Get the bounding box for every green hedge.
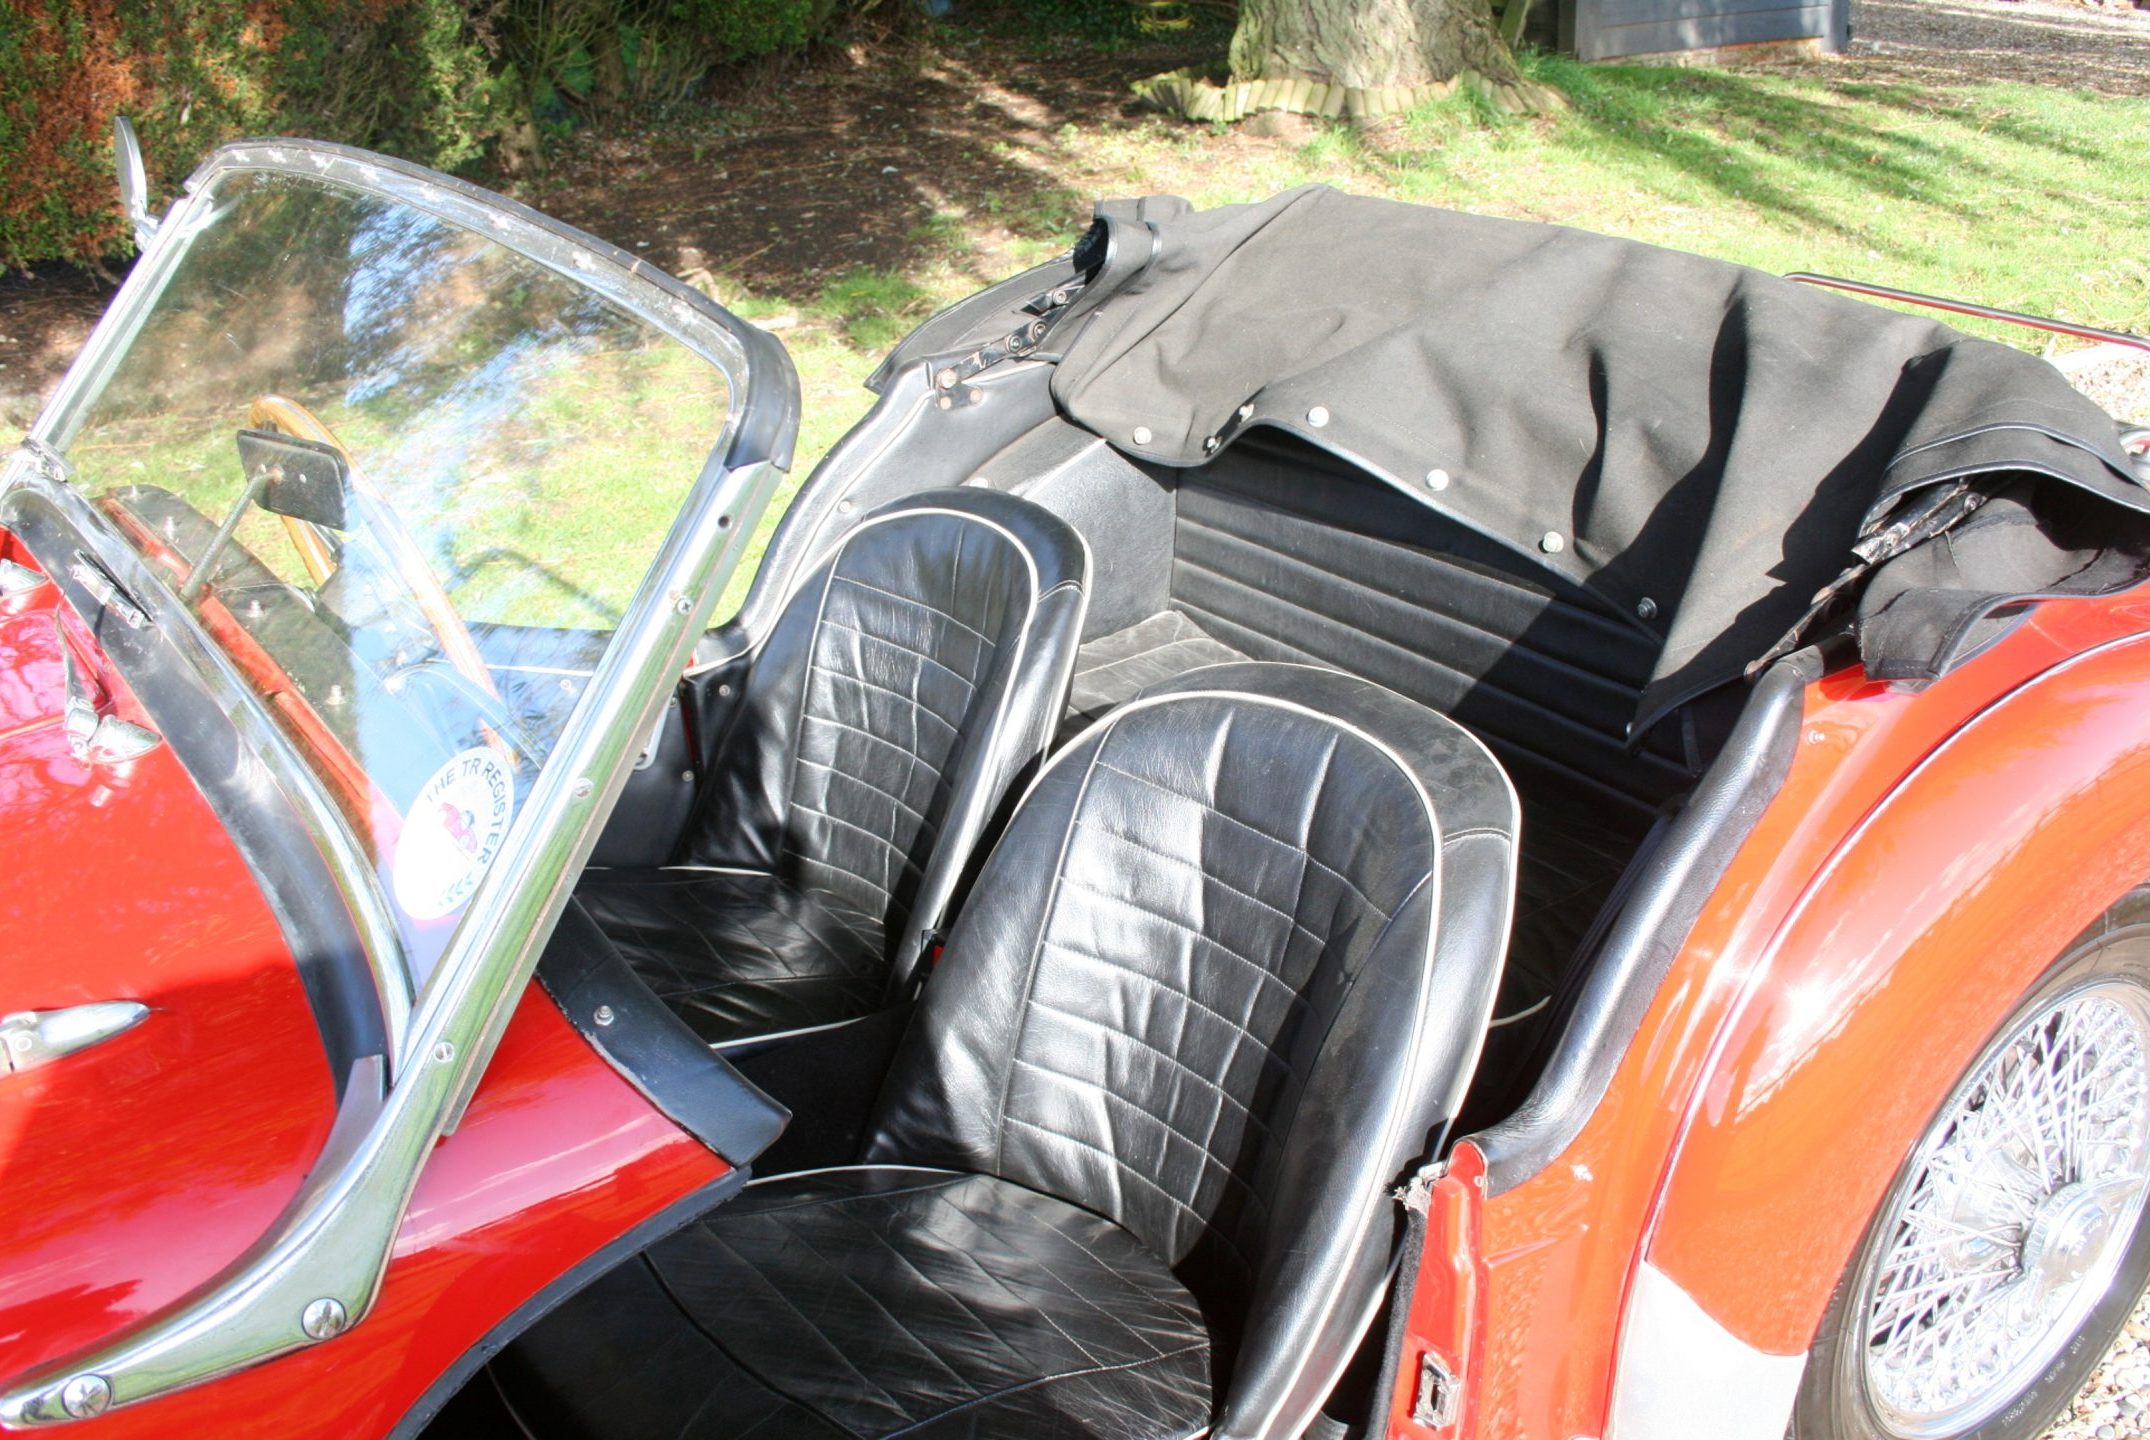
[0,0,833,269]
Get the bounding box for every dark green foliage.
[0,0,845,268]
[0,0,510,268]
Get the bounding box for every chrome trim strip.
[1605,1261,1806,1440]
[0,1003,150,1075]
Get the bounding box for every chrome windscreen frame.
[0,140,799,1428]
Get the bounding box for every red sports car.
[3,129,2149,1440]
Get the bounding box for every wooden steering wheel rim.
[247,394,502,704]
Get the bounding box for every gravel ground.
[1846,0,2150,95]
[2042,1293,2150,1439]
[2054,344,2150,426]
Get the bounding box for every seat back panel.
[867,664,1519,1440]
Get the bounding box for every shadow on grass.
[1371,51,2125,261]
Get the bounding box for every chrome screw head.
[1306,405,1330,428]
[59,1375,110,1419]
[1132,426,1154,446]
[572,778,594,799]
[1426,468,1450,491]
[1539,531,1566,554]
[301,1297,348,1341]
[432,1040,456,1065]
[594,1005,616,1027]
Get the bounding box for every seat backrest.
[865,661,1519,1440]
[684,488,1089,988]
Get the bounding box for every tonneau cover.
[1048,186,2149,732]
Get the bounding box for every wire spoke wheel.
[1857,981,2150,1438]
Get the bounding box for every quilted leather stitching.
[576,871,886,1042]
[989,702,1429,1270]
[783,547,1012,926]
[649,1172,1211,1440]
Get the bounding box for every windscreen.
[55,166,738,982]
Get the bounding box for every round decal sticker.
[392,746,515,921]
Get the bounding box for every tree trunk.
[1230,0,1519,92]
[1136,0,1558,122]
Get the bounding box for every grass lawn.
[639,35,2148,605]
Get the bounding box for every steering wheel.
[246,395,518,760]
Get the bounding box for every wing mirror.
[112,116,158,250]
[178,430,351,602]
[238,429,352,531]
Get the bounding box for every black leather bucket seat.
[503,662,1518,1440]
[578,488,1090,1044]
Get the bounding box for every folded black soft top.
[1047,186,2149,733]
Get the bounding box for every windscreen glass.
[57,166,737,982]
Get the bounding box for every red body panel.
[1459,587,2150,1440]
[1386,1142,1488,1440]
[0,537,725,1437]
[0,545,338,1377]
[1650,626,2150,1354]
[54,992,727,1440]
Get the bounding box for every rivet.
[717,683,733,697]
[300,1297,348,1341]
[246,597,264,619]
[837,500,854,514]
[1539,531,1566,555]
[58,1375,110,1419]
[966,388,983,404]
[1236,403,1253,420]
[936,394,954,411]
[1132,426,1153,446]
[680,769,694,783]
[1807,729,1826,745]
[594,1005,616,1027]
[325,683,345,707]
[1306,405,1330,428]
[1636,596,1658,620]
[559,677,577,693]
[1202,435,1219,453]
[432,1040,455,1064]
[935,367,958,389]
[572,777,594,799]
[1426,468,1450,491]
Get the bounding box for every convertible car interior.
[502,663,1515,1440]
[451,186,2150,1439]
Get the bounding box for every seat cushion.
[576,868,886,1044]
[497,1168,1214,1440]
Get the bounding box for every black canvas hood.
[1047,186,2150,733]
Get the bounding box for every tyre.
[1793,889,2150,1440]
